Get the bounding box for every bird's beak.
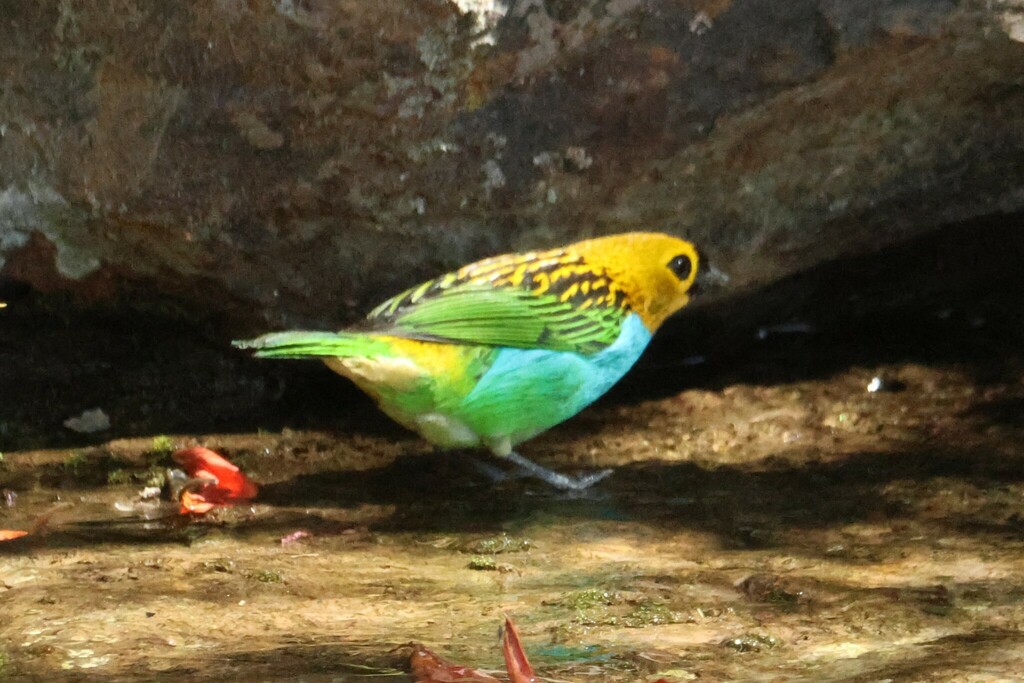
[690,263,730,296]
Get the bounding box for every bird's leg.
[469,457,517,483]
[503,451,612,491]
[467,452,533,483]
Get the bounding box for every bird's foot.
[503,451,612,491]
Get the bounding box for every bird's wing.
[359,249,631,354]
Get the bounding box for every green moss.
[721,633,780,652]
[149,435,175,456]
[107,469,133,485]
[252,570,283,584]
[106,464,166,487]
[560,588,621,610]
[557,589,682,629]
[143,466,168,488]
[621,602,682,628]
[465,532,532,554]
[467,555,497,570]
[62,450,88,475]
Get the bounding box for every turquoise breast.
[455,313,653,449]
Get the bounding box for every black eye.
[667,254,693,281]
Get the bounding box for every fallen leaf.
[0,530,29,541]
[172,447,258,514]
[173,447,259,499]
[409,645,501,683]
[502,617,538,683]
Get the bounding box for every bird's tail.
[232,330,387,359]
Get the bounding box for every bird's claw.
[561,468,613,490]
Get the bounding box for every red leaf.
[173,447,258,514]
[409,645,501,683]
[502,617,537,683]
[0,529,29,541]
[173,447,258,499]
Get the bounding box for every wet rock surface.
[2,1,1024,327]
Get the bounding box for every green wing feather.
[362,258,628,355]
[235,251,631,357]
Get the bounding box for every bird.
[234,232,706,490]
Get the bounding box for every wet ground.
[2,218,1024,681]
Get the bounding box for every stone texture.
[1,1,1022,328]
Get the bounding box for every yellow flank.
[324,334,485,423]
[352,335,476,385]
[380,335,475,382]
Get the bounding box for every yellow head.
[569,232,700,331]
